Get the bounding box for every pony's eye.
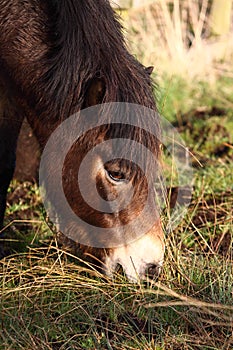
[107,170,126,182]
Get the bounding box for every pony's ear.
[84,78,106,107]
[145,66,154,75]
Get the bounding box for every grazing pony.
[0,0,164,280]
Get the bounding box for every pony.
[0,0,164,281]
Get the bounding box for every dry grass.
[0,226,232,349]
[124,0,233,80]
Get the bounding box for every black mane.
[40,0,157,117]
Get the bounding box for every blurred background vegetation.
[112,0,233,80]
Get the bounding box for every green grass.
[158,75,233,124]
[0,75,232,349]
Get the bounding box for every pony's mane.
[39,0,161,177]
[38,0,160,173]
[41,0,157,114]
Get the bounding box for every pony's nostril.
[115,263,124,276]
[146,264,160,279]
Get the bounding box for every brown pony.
[0,0,164,281]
